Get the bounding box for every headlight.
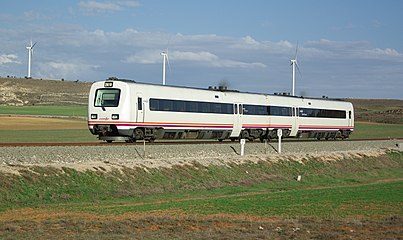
[91,114,98,119]
[111,114,119,120]
[104,82,113,87]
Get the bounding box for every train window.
[137,97,142,111]
[234,104,238,114]
[149,98,234,114]
[244,104,265,115]
[198,102,209,113]
[299,108,346,119]
[268,106,292,116]
[149,98,158,110]
[94,88,120,107]
[185,101,198,112]
[349,111,352,119]
[173,101,185,112]
[239,104,292,116]
[222,104,233,114]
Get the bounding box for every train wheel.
[240,130,249,140]
[106,140,113,143]
[134,128,144,140]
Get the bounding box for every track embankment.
[0,140,400,174]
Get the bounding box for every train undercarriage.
[91,124,352,143]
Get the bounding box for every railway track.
[0,138,401,147]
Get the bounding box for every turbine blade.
[296,62,302,76]
[166,53,171,72]
[294,41,299,60]
[31,42,37,49]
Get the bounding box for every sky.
[0,0,402,99]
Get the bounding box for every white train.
[88,78,354,142]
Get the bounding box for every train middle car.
[88,79,354,142]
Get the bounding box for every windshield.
[94,88,121,107]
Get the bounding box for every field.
[0,114,402,143]
[0,150,402,239]
[0,77,402,238]
[0,116,95,143]
[348,98,403,124]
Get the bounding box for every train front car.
[88,79,132,143]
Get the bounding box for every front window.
[94,88,121,107]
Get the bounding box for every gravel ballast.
[0,140,400,171]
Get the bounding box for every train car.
[88,78,354,142]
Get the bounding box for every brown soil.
[0,207,401,239]
[0,116,87,130]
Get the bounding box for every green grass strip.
[0,105,87,117]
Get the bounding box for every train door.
[348,110,353,127]
[231,103,242,137]
[136,93,144,122]
[290,107,299,137]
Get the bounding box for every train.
[88,78,354,143]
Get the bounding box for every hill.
[0,77,402,124]
[346,98,403,124]
[0,77,91,106]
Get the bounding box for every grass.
[0,151,402,239]
[0,105,87,117]
[0,129,95,143]
[1,151,402,217]
[351,122,403,139]
[90,181,401,219]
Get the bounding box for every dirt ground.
[0,205,401,239]
[0,116,87,130]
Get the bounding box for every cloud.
[230,36,295,55]
[0,54,21,65]
[1,23,401,98]
[38,61,99,80]
[368,48,402,58]
[79,0,140,14]
[117,0,141,7]
[124,50,266,68]
[304,39,403,60]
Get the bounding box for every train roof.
[100,77,350,103]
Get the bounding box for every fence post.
[277,129,282,154]
[240,139,246,156]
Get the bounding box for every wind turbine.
[160,49,170,85]
[26,40,37,79]
[290,42,301,96]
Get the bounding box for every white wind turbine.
[290,42,301,96]
[26,39,37,79]
[160,49,170,85]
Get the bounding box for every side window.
[234,104,238,114]
[349,111,351,119]
[137,97,142,111]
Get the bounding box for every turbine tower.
[160,50,169,85]
[26,40,37,79]
[290,43,300,96]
